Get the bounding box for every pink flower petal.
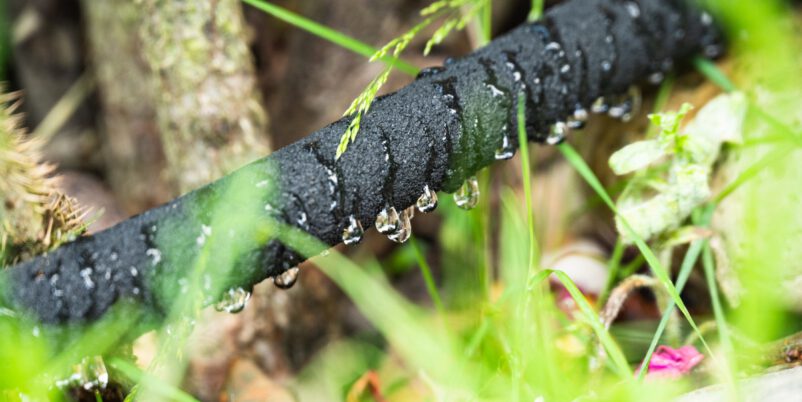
[644,345,704,378]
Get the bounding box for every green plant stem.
[702,241,738,394]
[693,57,736,93]
[531,270,632,377]
[517,95,539,273]
[646,75,675,137]
[410,236,445,314]
[528,0,544,21]
[558,142,713,358]
[479,1,492,45]
[599,239,626,307]
[619,254,645,279]
[714,146,792,204]
[242,0,419,76]
[636,205,716,381]
[637,235,704,380]
[109,358,199,402]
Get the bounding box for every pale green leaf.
[609,139,667,175]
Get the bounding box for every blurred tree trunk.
[138,0,270,193]
[82,0,167,211]
[83,2,272,399]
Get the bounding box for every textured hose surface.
[2,0,720,324]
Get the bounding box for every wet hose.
[1,0,721,325]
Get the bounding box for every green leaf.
[243,0,418,76]
[609,139,667,175]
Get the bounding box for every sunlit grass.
[242,0,419,76]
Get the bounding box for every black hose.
[1,0,721,325]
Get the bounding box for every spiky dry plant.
[0,89,88,266]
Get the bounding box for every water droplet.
[560,64,571,74]
[607,86,641,122]
[296,212,308,227]
[601,61,612,72]
[568,107,588,129]
[146,248,162,266]
[80,268,94,289]
[648,71,665,84]
[454,176,480,210]
[86,357,109,391]
[486,84,504,97]
[387,208,412,243]
[545,42,561,52]
[375,206,400,234]
[416,185,439,213]
[56,356,109,391]
[547,122,569,145]
[704,44,723,58]
[274,267,300,289]
[592,97,609,113]
[342,215,364,245]
[626,1,640,18]
[215,287,251,313]
[701,11,713,26]
[495,132,515,160]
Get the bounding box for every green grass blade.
[109,358,199,402]
[714,146,792,204]
[599,239,626,307]
[636,237,705,381]
[242,0,419,76]
[693,57,736,93]
[531,270,632,377]
[478,0,492,46]
[528,0,545,22]
[410,236,445,314]
[277,225,476,388]
[558,143,713,357]
[517,94,539,271]
[702,242,737,384]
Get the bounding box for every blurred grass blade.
[637,238,704,381]
[277,224,478,391]
[693,57,736,93]
[531,270,632,377]
[32,72,96,142]
[109,358,199,402]
[242,0,419,76]
[702,243,736,382]
[528,0,544,21]
[558,143,713,357]
[410,236,445,314]
[599,239,626,306]
[516,94,539,272]
[714,146,791,204]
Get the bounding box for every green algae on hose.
[1,0,721,325]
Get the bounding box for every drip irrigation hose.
[1,0,721,325]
